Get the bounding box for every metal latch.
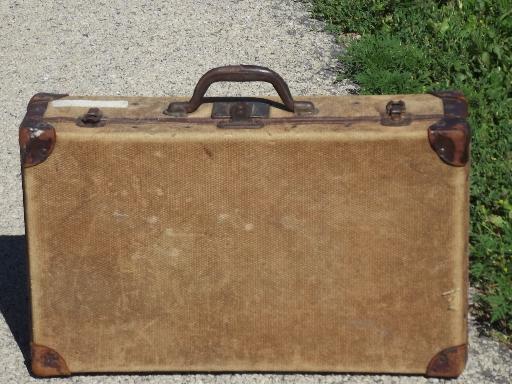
[77,108,106,127]
[381,100,412,126]
[215,101,266,129]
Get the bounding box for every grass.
[310,0,512,339]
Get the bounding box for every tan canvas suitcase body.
[19,66,470,378]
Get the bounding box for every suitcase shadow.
[0,235,31,364]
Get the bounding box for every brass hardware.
[164,102,187,117]
[387,100,406,121]
[77,108,105,127]
[293,101,317,116]
[381,100,412,126]
[217,102,264,129]
[212,101,270,119]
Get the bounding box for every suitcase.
[19,65,470,378]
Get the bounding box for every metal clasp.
[381,100,412,126]
[215,101,267,129]
[77,108,105,127]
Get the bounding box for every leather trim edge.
[19,93,67,167]
[430,90,468,118]
[31,343,71,377]
[428,91,470,166]
[426,344,468,378]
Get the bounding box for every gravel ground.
[0,0,511,383]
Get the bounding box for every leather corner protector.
[428,90,470,166]
[428,117,470,166]
[426,344,468,378]
[19,122,56,167]
[19,93,67,168]
[430,90,468,119]
[31,343,71,377]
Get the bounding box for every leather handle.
[164,65,317,117]
[186,65,295,112]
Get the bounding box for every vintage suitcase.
[19,65,470,377]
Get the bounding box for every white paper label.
[50,99,129,108]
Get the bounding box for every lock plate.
[211,101,270,119]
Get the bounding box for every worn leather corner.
[430,90,468,119]
[26,93,68,118]
[426,344,468,378]
[28,93,68,105]
[428,118,470,166]
[19,122,56,168]
[428,91,470,166]
[31,343,71,377]
[19,93,67,168]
